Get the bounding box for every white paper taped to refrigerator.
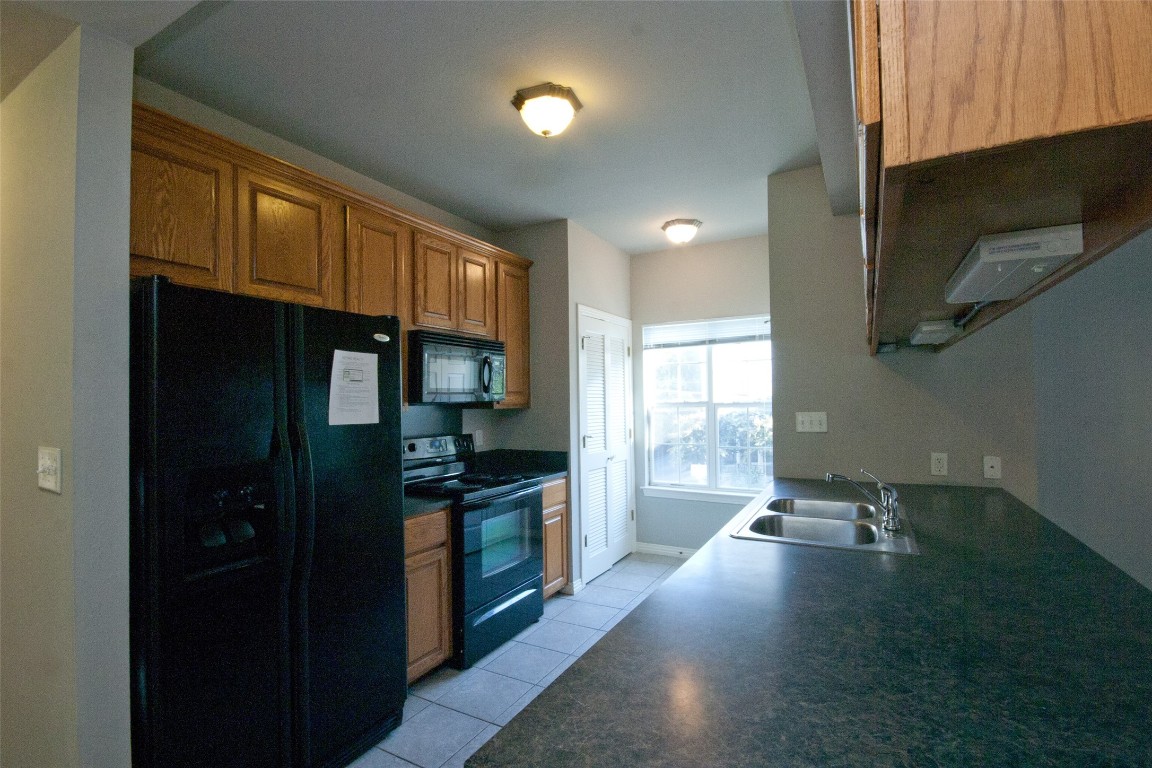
[328,349,379,425]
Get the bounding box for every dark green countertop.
[468,478,1152,767]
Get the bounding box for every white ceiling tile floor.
[360,553,683,768]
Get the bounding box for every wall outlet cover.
[983,455,1002,479]
[37,446,62,493]
[930,452,948,476]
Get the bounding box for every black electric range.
[402,435,545,668]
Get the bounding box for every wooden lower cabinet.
[404,507,452,683]
[542,477,570,598]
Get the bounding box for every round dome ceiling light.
[662,219,703,244]
[512,82,582,138]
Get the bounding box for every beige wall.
[768,166,1038,506]
[1,27,133,767]
[465,219,573,452]
[630,236,773,549]
[1032,226,1152,590]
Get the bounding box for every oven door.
[460,485,543,612]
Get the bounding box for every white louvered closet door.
[578,306,634,584]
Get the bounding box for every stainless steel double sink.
[731,496,921,555]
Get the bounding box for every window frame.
[641,317,772,499]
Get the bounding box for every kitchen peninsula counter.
[468,479,1152,766]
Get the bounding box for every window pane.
[717,406,773,490]
[713,341,772,403]
[649,405,707,486]
[645,347,707,404]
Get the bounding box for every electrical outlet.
[983,455,1002,479]
[795,412,828,433]
[37,446,62,493]
[930,452,948,476]
[474,429,485,448]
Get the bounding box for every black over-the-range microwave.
[408,330,506,405]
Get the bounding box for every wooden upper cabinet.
[346,204,411,318]
[130,131,234,292]
[412,231,459,330]
[860,0,1152,353]
[495,259,530,409]
[458,249,496,337]
[411,233,497,338]
[235,168,343,309]
[880,0,1152,167]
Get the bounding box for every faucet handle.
[859,468,898,503]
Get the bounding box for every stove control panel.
[403,434,474,463]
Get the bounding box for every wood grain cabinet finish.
[130,131,234,291]
[542,478,570,598]
[458,248,497,337]
[346,204,411,317]
[855,0,1152,353]
[405,508,452,683]
[495,260,531,409]
[235,168,342,308]
[411,233,497,338]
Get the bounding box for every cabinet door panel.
[406,546,451,682]
[346,205,411,317]
[236,169,339,308]
[458,249,496,337]
[495,261,531,408]
[130,135,234,291]
[412,232,457,329]
[543,506,569,598]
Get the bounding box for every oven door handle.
[460,484,541,513]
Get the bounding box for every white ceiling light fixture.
[662,219,703,244]
[512,82,582,138]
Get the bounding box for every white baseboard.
[633,541,697,560]
[561,579,584,595]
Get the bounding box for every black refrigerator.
[130,277,406,768]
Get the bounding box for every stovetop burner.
[402,435,543,503]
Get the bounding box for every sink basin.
[731,495,920,555]
[745,514,878,546]
[765,497,876,520]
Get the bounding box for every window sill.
[642,486,758,505]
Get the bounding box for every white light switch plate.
[38,446,62,493]
[983,455,1002,479]
[795,412,827,433]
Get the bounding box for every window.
[643,316,772,493]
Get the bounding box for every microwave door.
[427,348,481,401]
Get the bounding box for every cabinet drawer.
[542,479,566,510]
[405,508,449,555]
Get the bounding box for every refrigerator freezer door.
[289,306,406,768]
[131,278,294,768]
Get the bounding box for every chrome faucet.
[826,469,902,533]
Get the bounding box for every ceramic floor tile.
[434,667,534,724]
[512,617,549,642]
[614,559,675,578]
[571,629,607,657]
[441,724,500,768]
[481,640,568,684]
[379,703,489,768]
[629,553,687,565]
[537,654,578,688]
[402,694,432,722]
[600,608,630,632]
[570,584,637,609]
[517,617,598,654]
[549,600,621,630]
[493,685,543,726]
[348,747,421,768]
[542,596,575,618]
[592,571,657,592]
[409,665,464,703]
